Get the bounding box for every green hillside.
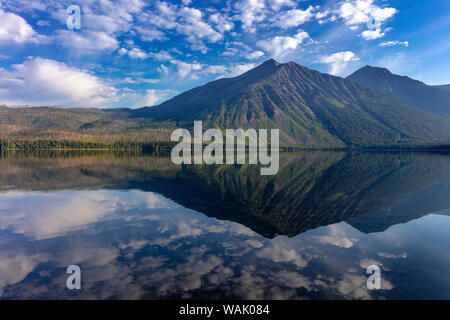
[0,105,175,150]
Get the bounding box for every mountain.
[2,60,450,149]
[134,59,450,147]
[434,84,450,91]
[347,66,450,118]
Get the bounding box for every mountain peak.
[262,58,280,66]
[235,58,282,80]
[359,65,392,75]
[347,65,450,118]
[132,57,450,147]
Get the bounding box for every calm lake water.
[0,151,449,300]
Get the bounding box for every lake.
[0,151,449,299]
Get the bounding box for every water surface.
[0,151,449,299]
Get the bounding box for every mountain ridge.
[347,65,450,118]
[133,59,450,147]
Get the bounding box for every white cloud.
[148,51,174,61]
[268,0,296,10]
[158,64,170,77]
[55,30,119,52]
[0,57,118,107]
[83,13,127,35]
[319,51,359,75]
[171,60,203,78]
[209,12,235,33]
[1,0,47,12]
[36,20,50,27]
[245,51,265,60]
[315,9,335,24]
[137,89,175,107]
[377,252,407,259]
[361,28,387,40]
[271,6,316,29]
[178,7,224,43]
[204,65,229,74]
[337,0,397,41]
[135,26,168,42]
[255,240,309,268]
[169,62,257,79]
[229,63,257,77]
[116,77,160,85]
[379,40,409,47]
[144,1,227,49]
[234,0,266,32]
[122,47,149,59]
[0,251,47,296]
[119,47,174,62]
[338,0,397,26]
[0,9,47,44]
[313,224,360,248]
[257,31,310,58]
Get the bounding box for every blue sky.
[0,0,449,108]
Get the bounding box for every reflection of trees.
[1,151,450,237]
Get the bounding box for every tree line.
[0,140,176,152]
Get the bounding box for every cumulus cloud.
[257,31,310,58]
[245,51,265,60]
[177,7,224,43]
[361,28,389,40]
[338,0,397,40]
[234,0,266,32]
[0,9,47,44]
[142,1,228,50]
[0,191,118,239]
[255,239,309,268]
[135,26,168,42]
[120,47,149,59]
[0,190,180,239]
[338,0,397,26]
[271,6,316,29]
[209,12,235,33]
[171,60,203,78]
[0,251,48,296]
[313,224,361,248]
[0,57,118,107]
[318,51,359,75]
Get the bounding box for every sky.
[0,0,449,108]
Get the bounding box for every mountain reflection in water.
[0,151,449,299]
